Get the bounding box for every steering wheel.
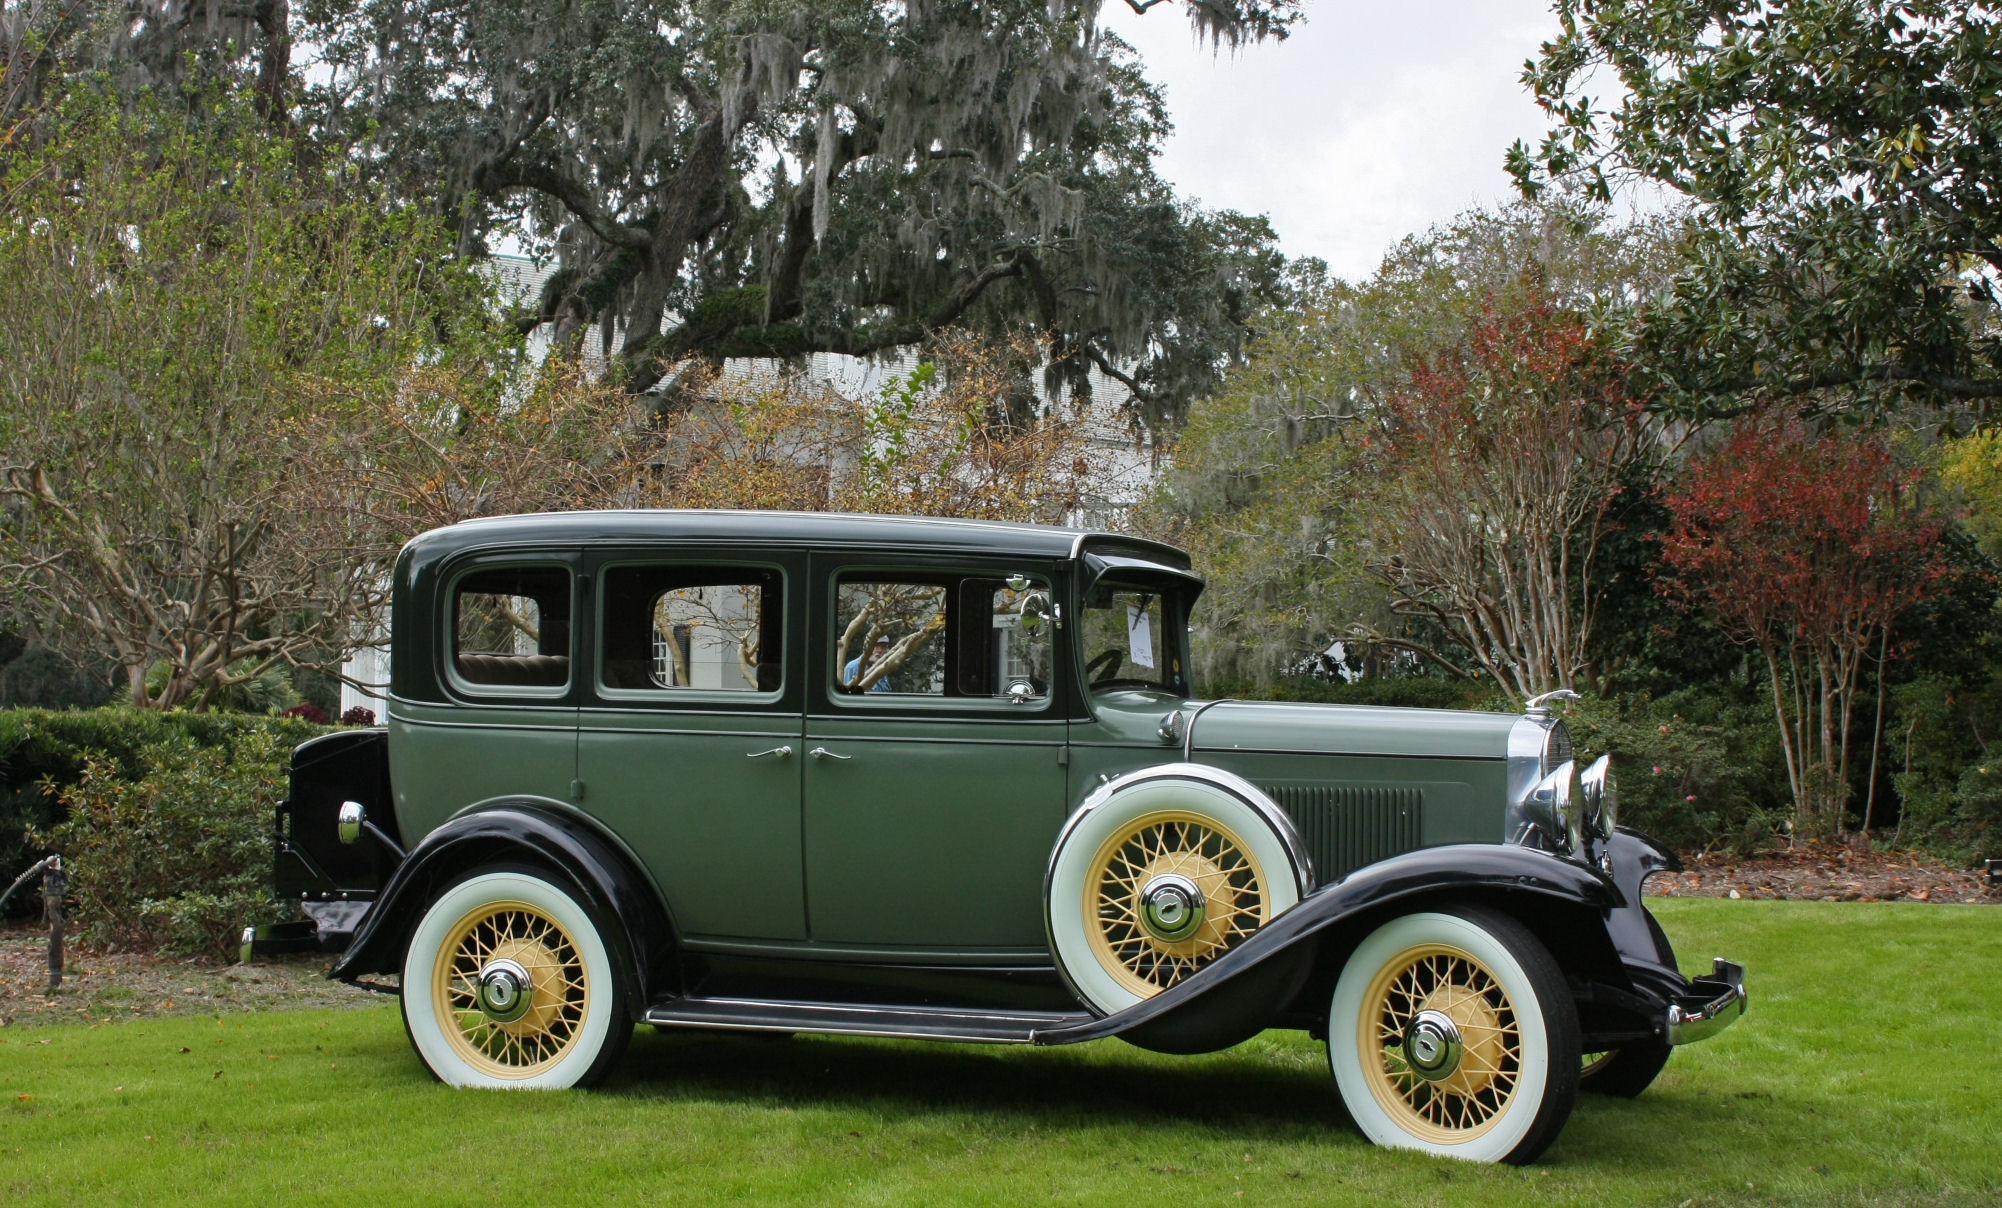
[1084,648,1124,685]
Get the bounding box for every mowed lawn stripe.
[2,899,1997,1207]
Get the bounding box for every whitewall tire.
[400,868,630,1088]
[1327,907,1578,1164]
[1047,765,1309,1016]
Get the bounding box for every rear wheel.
[1327,906,1579,1164]
[401,868,631,1088]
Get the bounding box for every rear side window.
[452,566,572,690]
[600,565,784,694]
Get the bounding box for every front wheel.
[1327,906,1579,1164]
[1580,1040,1672,1098]
[401,867,631,1088]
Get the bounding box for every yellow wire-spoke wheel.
[1358,942,1524,1144]
[430,899,590,1079]
[1082,809,1270,998]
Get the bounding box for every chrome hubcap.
[474,957,533,1024]
[1401,1008,1465,1082]
[1137,873,1207,943]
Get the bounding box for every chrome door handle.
[808,747,851,761]
[746,746,793,760]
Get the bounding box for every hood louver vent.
[1260,784,1424,885]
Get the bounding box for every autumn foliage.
[1659,419,1952,837]
[1371,294,1648,700]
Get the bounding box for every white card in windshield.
[1126,604,1155,669]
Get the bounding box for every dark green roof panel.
[400,510,1191,572]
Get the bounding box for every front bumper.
[1664,957,1748,1046]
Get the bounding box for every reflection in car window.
[1080,582,1179,692]
[600,565,783,693]
[833,573,1051,701]
[835,580,947,695]
[960,580,1052,700]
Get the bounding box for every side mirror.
[1017,591,1058,636]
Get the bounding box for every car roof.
[401,509,1192,569]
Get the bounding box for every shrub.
[1562,685,1789,853]
[339,706,377,726]
[284,703,331,724]
[30,731,295,958]
[1887,671,2002,860]
[0,708,324,919]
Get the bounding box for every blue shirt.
[843,655,891,693]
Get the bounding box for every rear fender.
[330,804,677,1018]
[1035,843,1622,1047]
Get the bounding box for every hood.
[1182,698,1519,762]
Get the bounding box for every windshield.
[1079,579,1189,694]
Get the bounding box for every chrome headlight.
[1522,759,1583,854]
[1541,720,1574,775]
[1580,755,1617,841]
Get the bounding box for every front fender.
[330,804,677,1017]
[1034,842,1621,1047]
[1602,827,1684,999]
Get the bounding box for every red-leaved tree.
[1369,294,1650,700]
[1659,420,1952,838]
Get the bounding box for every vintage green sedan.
[246,510,1745,1164]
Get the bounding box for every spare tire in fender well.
[330,804,678,1016]
[1033,842,1622,1048]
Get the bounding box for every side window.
[452,566,572,690]
[833,572,1051,703]
[834,580,947,696]
[600,565,783,694]
[957,578,1053,698]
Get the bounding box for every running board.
[643,997,1093,1045]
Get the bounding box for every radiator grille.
[1261,784,1425,884]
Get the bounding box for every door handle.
[808,747,851,761]
[746,746,793,760]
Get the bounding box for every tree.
[283,0,1298,427]
[653,336,1113,523]
[0,85,634,709]
[1369,296,1649,701]
[1658,419,1953,838]
[1511,0,2002,419]
[10,4,1300,428]
[1153,203,1680,691]
[1939,427,2002,563]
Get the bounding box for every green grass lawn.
[3,899,1997,1207]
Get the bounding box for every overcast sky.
[1101,1,1564,282]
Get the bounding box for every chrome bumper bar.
[1664,957,1747,1046]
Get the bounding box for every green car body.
[250,510,1746,1164]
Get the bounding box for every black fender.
[330,804,678,1020]
[1034,842,1622,1049]
[1600,827,1686,1007]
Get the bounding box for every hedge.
[1,708,326,922]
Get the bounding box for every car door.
[800,555,1068,952]
[575,553,808,942]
